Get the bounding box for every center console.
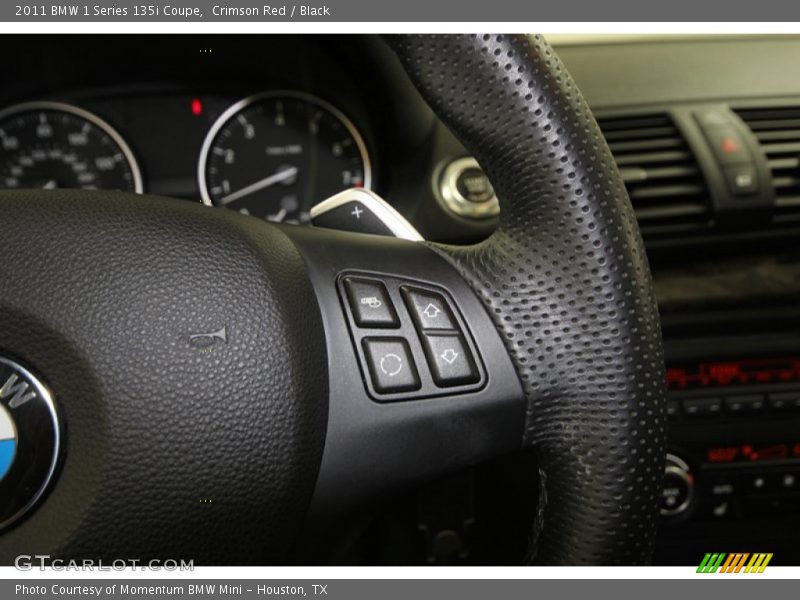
[657,355,800,564]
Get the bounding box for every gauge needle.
[218,166,298,206]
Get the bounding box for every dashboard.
[3,33,800,565]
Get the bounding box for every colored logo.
[0,356,61,531]
[697,553,773,573]
[0,404,17,480]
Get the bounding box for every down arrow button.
[421,333,479,387]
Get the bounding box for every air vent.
[597,113,712,235]
[735,106,800,222]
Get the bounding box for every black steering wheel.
[0,34,665,565]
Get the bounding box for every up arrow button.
[422,303,441,319]
[401,287,457,330]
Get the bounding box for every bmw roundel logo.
[0,404,16,480]
[0,356,61,531]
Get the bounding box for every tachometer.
[198,91,371,223]
[0,102,142,193]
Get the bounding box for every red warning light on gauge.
[191,98,203,117]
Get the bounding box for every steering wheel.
[0,35,665,565]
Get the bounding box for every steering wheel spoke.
[282,225,525,519]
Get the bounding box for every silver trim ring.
[0,356,61,532]
[436,157,500,220]
[661,453,693,517]
[0,101,143,194]
[197,90,372,207]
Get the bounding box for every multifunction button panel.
[339,273,485,401]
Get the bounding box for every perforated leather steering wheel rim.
[390,34,667,565]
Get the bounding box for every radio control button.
[767,392,800,411]
[747,471,800,493]
[747,473,779,493]
[781,471,798,490]
[724,394,765,414]
[711,482,735,496]
[682,397,723,418]
[702,474,740,520]
[666,399,681,419]
[708,500,732,518]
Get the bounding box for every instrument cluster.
[0,90,373,224]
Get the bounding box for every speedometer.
[198,91,371,223]
[0,102,142,193]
